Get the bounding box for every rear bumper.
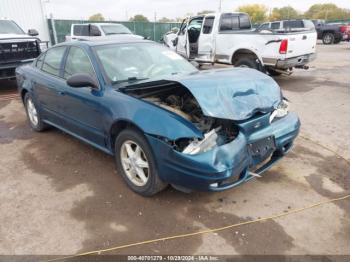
[0,59,34,79]
[275,53,316,69]
[146,112,300,192]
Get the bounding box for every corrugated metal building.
[0,0,50,42]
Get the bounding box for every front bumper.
[275,53,316,69]
[0,59,35,79]
[146,112,300,192]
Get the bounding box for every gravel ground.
[0,42,349,257]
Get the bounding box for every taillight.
[279,39,288,54]
[339,25,346,33]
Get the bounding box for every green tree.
[237,4,268,23]
[270,6,300,21]
[304,3,350,20]
[129,14,149,22]
[197,10,215,15]
[159,17,174,23]
[88,13,105,21]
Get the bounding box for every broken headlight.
[182,127,221,155]
[269,99,289,123]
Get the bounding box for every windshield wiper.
[112,77,149,85]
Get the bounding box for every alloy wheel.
[120,140,150,187]
[27,98,39,126]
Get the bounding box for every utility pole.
[154,12,157,41]
[219,0,222,12]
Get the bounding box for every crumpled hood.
[170,68,282,121]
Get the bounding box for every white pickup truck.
[65,23,144,41]
[164,12,317,75]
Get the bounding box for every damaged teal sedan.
[16,37,300,196]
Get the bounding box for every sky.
[43,0,350,21]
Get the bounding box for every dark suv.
[312,19,346,44]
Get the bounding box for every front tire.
[115,128,167,196]
[322,33,335,45]
[24,93,48,132]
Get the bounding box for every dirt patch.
[0,119,34,144]
[20,128,298,255]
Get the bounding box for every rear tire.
[114,128,168,196]
[24,93,48,132]
[322,33,335,45]
[234,56,260,70]
[334,38,341,44]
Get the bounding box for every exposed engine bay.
[121,81,239,154]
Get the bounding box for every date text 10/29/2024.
[127,256,219,261]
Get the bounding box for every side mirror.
[28,29,39,36]
[67,73,99,89]
[89,26,101,36]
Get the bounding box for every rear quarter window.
[283,20,304,28]
[219,13,239,31]
[35,52,45,69]
[239,14,251,29]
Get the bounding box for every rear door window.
[202,16,215,34]
[42,46,66,77]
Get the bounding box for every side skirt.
[43,120,114,156]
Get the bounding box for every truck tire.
[334,38,341,44]
[234,57,261,71]
[322,33,335,45]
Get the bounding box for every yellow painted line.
[42,194,350,262]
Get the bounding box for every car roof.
[72,23,124,26]
[56,36,151,48]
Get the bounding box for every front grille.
[0,41,40,64]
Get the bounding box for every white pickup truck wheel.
[234,57,261,71]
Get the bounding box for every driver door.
[197,16,216,63]
[176,19,189,58]
[60,46,106,147]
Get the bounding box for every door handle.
[302,35,307,40]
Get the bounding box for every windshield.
[101,24,132,35]
[94,43,198,83]
[0,20,25,34]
